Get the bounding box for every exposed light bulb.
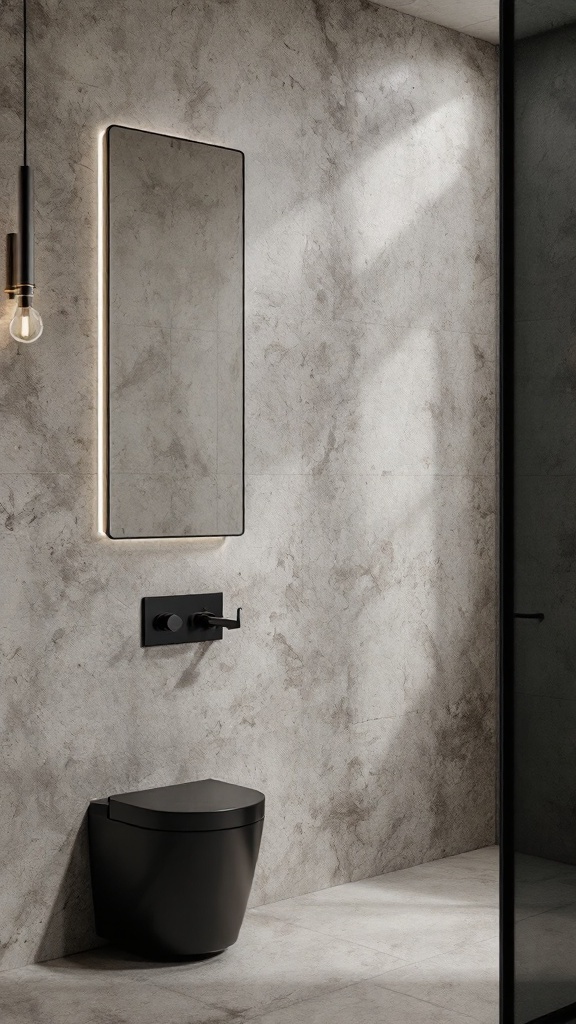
[10,302,43,343]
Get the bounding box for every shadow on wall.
[265,33,497,880]
[36,815,102,963]
[292,141,498,874]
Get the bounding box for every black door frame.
[499,0,515,1019]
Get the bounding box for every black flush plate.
[142,593,223,647]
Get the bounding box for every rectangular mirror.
[104,125,244,539]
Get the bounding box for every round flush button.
[153,613,183,633]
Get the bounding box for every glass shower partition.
[501,1,576,1021]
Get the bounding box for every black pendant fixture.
[5,0,43,343]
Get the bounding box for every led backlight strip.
[96,129,108,538]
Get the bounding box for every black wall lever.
[514,613,545,622]
[142,593,240,647]
[194,608,242,631]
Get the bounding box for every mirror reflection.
[106,125,244,539]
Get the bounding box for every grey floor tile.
[389,852,499,894]
[243,979,482,1023]
[515,853,576,884]
[253,857,498,963]
[0,962,232,1024]
[129,913,401,1020]
[515,902,576,1022]
[0,848,499,1024]
[371,938,499,1023]
[515,878,576,921]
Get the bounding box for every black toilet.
[88,777,265,959]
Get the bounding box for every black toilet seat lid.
[107,778,265,832]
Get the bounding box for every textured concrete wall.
[0,0,498,968]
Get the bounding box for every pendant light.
[5,0,43,343]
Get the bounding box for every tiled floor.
[515,854,576,1023]
[0,846,499,1024]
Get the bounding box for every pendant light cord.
[23,0,27,166]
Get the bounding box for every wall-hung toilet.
[88,777,265,959]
